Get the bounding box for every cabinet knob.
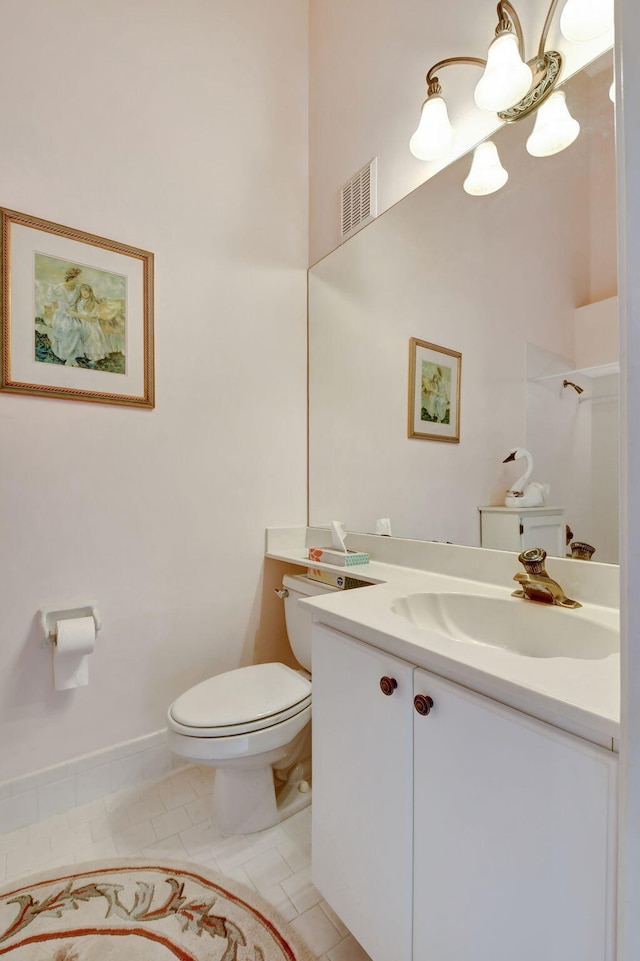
[379,676,398,696]
[414,694,434,716]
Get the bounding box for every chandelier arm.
[537,0,563,59]
[497,1,525,58]
[426,56,487,89]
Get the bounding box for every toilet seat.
[168,662,312,738]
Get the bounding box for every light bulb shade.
[463,141,509,195]
[609,80,615,103]
[560,0,614,43]
[409,95,455,161]
[526,91,580,157]
[474,33,533,113]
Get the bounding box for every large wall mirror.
[308,50,618,563]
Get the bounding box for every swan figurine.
[503,448,550,508]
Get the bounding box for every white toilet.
[167,573,335,836]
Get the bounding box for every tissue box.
[308,548,370,567]
[307,567,369,589]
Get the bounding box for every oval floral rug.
[0,860,316,961]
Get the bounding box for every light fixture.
[463,142,509,195]
[410,0,565,167]
[609,79,615,103]
[409,87,455,161]
[409,0,614,193]
[560,0,614,43]
[526,90,580,156]
[474,31,533,113]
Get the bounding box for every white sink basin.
[392,592,618,659]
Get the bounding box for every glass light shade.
[409,95,455,161]
[474,33,533,113]
[560,0,614,43]
[609,80,615,103]
[526,91,580,157]
[463,142,509,196]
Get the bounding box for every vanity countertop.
[267,546,620,744]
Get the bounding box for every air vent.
[340,158,377,241]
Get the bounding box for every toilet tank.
[282,573,338,671]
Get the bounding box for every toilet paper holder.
[39,604,102,647]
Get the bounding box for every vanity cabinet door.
[312,624,414,961]
[412,669,617,961]
[520,511,565,556]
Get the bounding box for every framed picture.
[0,207,154,407]
[408,337,461,442]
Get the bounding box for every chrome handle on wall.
[273,588,289,599]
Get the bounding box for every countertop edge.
[307,603,619,745]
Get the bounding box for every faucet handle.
[517,548,548,576]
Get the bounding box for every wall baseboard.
[0,730,185,836]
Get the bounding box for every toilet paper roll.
[53,616,96,690]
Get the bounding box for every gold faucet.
[512,548,581,609]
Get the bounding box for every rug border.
[0,857,317,961]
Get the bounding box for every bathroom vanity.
[312,625,615,961]
[266,528,620,961]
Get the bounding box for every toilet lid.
[169,663,311,731]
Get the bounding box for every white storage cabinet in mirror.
[479,505,565,555]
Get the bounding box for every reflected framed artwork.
[0,207,154,407]
[408,337,461,442]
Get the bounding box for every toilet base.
[210,763,311,836]
[207,727,311,836]
[211,763,280,835]
[275,775,312,822]
[168,709,312,836]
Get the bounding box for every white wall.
[617,0,640,953]
[0,0,308,782]
[309,0,613,263]
[590,373,619,562]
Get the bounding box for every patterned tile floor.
[0,766,372,961]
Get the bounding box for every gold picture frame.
[0,207,154,408]
[408,337,461,442]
